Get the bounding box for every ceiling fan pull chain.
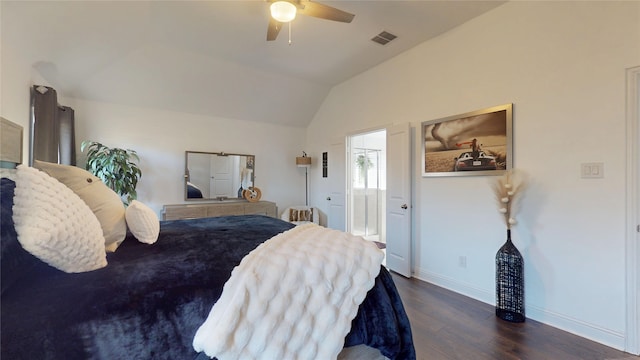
[288,22,292,45]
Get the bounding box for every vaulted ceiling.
[2,1,504,127]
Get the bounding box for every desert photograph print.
[422,104,513,177]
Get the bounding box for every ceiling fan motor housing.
[266,0,355,41]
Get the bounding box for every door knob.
[326,196,331,201]
[401,204,408,209]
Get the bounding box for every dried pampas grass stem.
[492,170,526,229]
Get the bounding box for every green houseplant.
[81,140,142,205]
[355,154,373,179]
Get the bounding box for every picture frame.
[421,103,512,177]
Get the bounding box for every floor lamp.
[296,152,311,206]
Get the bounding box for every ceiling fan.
[266,0,355,42]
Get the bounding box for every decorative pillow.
[290,208,313,222]
[33,160,126,252]
[0,168,17,181]
[12,165,107,273]
[125,200,160,244]
[1,177,41,294]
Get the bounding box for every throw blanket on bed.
[193,223,384,360]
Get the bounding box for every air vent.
[371,31,397,45]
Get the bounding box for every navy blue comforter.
[0,178,414,360]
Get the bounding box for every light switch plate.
[581,162,604,178]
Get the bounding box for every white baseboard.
[526,305,625,351]
[414,268,494,305]
[413,268,626,352]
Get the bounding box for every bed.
[0,174,415,359]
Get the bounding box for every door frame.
[344,124,413,277]
[346,126,388,236]
[625,65,639,355]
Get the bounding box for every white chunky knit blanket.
[192,223,384,360]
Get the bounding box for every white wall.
[71,98,308,216]
[307,1,639,351]
[0,28,52,159]
[1,14,75,163]
[1,30,309,217]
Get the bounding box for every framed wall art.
[421,103,512,177]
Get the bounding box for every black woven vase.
[495,229,525,322]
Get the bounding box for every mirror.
[185,151,255,201]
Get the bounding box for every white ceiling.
[2,1,504,127]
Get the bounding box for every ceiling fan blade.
[267,18,283,41]
[298,1,355,23]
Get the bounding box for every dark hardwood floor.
[390,273,636,360]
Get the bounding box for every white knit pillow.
[33,160,127,252]
[125,200,160,244]
[12,165,107,273]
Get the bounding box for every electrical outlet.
[458,256,467,268]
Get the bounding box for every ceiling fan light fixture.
[270,1,297,23]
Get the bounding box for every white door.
[327,138,346,231]
[211,155,233,197]
[626,66,640,355]
[386,123,412,277]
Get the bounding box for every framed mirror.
[185,151,255,201]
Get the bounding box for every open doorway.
[347,129,387,245]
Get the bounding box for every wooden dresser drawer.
[162,201,277,220]
[207,204,244,217]
[245,202,277,217]
[163,206,207,220]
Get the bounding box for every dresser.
[162,201,277,221]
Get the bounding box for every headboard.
[0,117,23,168]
